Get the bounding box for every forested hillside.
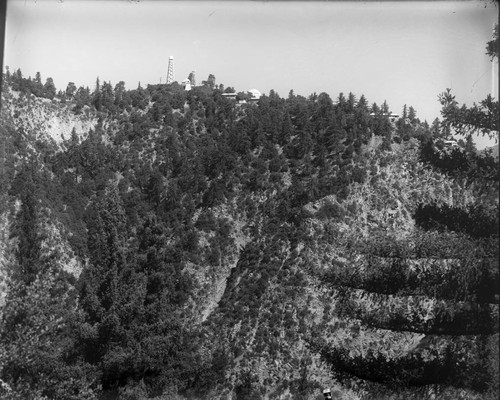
[0,66,498,400]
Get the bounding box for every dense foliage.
[0,66,498,400]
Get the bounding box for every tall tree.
[100,81,115,112]
[91,77,102,111]
[65,82,77,99]
[43,77,56,100]
[439,26,499,141]
[402,104,408,119]
[32,72,44,97]
[347,92,357,112]
[34,72,42,85]
[12,167,42,285]
[73,86,91,114]
[113,81,126,109]
[381,100,390,114]
[486,23,499,60]
[408,106,417,122]
[439,89,499,140]
[205,74,216,89]
[79,184,127,338]
[357,94,368,111]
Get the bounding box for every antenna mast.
[167,56,174,84]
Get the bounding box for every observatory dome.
[248,89,261,99]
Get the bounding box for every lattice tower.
[167,56,174,84]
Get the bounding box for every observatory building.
[182,78,191,91]
[248,89,261,102]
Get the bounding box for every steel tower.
[167,56,174,84]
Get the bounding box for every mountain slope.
[0,73,498,400]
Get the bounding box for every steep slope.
[0,73,497,400]
[304,144,499,398]
[0,210,14,308]
[197,138,498,399]
[2,85,97,148]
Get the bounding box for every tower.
[166,56,174,84]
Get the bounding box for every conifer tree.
[91,77,102,111]
[80,184,127,323]
[43,77,56,100]
[357,94,368,111]
[65,82,77,99]
[13,167,41,285]
[408,106,416,122]
[439,25,499,141]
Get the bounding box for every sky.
[3,0,498,148]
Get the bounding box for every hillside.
[0,71,498,400]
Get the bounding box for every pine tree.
[408,106,416,122]
[439,26,499,141]
[357,94,368,111]
[43,77,57,100]
[91,77,102,111]
[13,168,42,285]
[381,100,390,114]
[80,184,127,322]
[65,82,77,99]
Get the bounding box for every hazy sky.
[4,0,498,148]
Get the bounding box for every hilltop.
[0,70,498,400]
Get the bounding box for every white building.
[182,78,191,91]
